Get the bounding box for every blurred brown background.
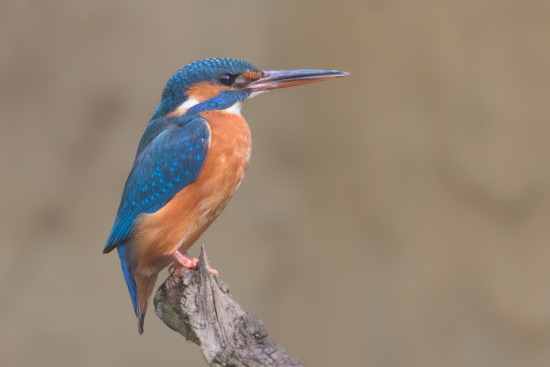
[1,1,549,366]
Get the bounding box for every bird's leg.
[172,250,199,268]
[170,250,218,276]
[169,250,197,275]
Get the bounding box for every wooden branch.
[154,246,306,367]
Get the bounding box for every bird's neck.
[159,90,250,119]
[167,102,245,121]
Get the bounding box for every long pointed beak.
[247,69,349,92]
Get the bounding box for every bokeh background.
[1,1,550,366]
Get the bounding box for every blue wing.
[104,116,210,253]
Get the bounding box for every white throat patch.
[223,101,243,115]
[248,91,267,99]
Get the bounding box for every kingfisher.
[104,58,348,334]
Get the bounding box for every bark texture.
[154,246,306,367]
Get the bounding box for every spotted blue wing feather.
[104,116,210,253]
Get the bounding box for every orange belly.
[130,110,251,276]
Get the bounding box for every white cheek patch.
[176,97,200,113]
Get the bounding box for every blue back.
[105,116,210,252]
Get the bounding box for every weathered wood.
[154,246,306,367]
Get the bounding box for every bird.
[103,58,348,334]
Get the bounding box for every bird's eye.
[218,73,238,86]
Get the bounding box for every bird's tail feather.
[117,244,145,334]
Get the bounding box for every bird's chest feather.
[196,110,252,211]
[132,110,251,274]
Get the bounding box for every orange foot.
[170,250,218,276]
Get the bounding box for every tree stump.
[154,246,306,367]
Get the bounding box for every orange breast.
[131,110,251,276]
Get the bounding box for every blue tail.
[117,244,144,334]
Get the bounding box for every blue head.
[151,58,349,119]
[151,58,262,119]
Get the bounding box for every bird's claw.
[170,250,218,276]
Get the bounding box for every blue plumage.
[151,58,259,119]
[187,89,251,115]
[105,117,210,252]
[104,57,348,334]
[105,116,209,334]
[107,59,259,254]
[116,244,141,330]
[105,59,261,334]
